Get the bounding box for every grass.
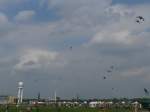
[0,105,133,112]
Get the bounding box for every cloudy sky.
[0,0,150,99]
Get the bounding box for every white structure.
[89,101,99,108]
[17,82,24,104]
[89,101,113,108]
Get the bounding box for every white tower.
[17,81,24,104]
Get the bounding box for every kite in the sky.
[144,88,149,95]
[136,16,144,21]
[136,16,145,23]
[107,70,112,73]
[69,46,73,50]
[103,76,106,80]
[107,65,115,73]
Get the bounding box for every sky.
[0,0,150,99]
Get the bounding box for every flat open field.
[0,105,134,112]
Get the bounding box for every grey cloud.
[0,0,29,10]
[0,0,150,98]
[14,10,36,22]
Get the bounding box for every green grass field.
[0,105,134,112]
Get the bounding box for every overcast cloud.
[0,0,150,99]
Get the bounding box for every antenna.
[54,91,57,103]
[38,92,40,101]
